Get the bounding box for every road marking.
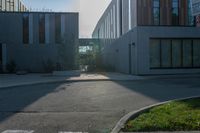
[2,130,34,133]
[2,130,88,133]
[58,131,88,133]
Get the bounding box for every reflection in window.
[2,0,5,11]
[0,0,2,11]
[150,39,200,69]
[193,40,200,67]
[187,0,194,26]
[150,39,160,68]
[153,0,160,25]
[172,0,179,25]
[182,40,192,67]
[172,40,182,67]
[39,14,45,44]
[161,40,171,67]
[23,13,29,44]
[55,14,61,44]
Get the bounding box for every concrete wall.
[0,12,79,72]
[102,28,138,74]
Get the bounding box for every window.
[2,0,5,11]
[172,0,179,25]
[182,40,192,67]
[150,39,161,68]
[0,0,2,11]
[172,39,182,68]
[23,13,29,44]
[172,40,182,67]
[187,0,195,26]
[153,0,160,25]
[10,0,14,11]
[6,0,9,11]
[39,14,45,44]
[193,40,200,67]
[161,40,171,67]
[55,14,61,44]
[150,39,200,69]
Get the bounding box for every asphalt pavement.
[0,77,200,133]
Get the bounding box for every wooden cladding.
[137,0,190,26]
[137,0,153,25]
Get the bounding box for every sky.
[22,0,112,38]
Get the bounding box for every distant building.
[0,12,79,72]
[0,0,28,12]
[92,0,200,75]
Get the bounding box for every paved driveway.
[0,77,200,133]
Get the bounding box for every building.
[0,0,28,12]
[0,12,79,72]
[92,0,200,75]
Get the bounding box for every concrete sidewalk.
[0,72,144,88]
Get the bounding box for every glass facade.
[150,39,161,68]
[153,0,160,25]
[23,13,29,44]
[150,39,200,69]
[172,0,179,25]
[172,40,182,67]
[193,40,200,67]
[39,14,45,44]
[187,0,195,26]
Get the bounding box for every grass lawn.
[123,98,200,132]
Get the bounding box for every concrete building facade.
[0,12,79,72]
[92,0,200,75]
[0,0,28,12]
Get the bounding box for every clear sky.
[22,0,111,38]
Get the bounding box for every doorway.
[129,43,132,74]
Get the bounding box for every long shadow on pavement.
[0,82,65,123]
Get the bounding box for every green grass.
[123,98,200,132]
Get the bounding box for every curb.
[111,95,200,133]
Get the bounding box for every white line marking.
[58,132,88,133]
[2,130,34,133]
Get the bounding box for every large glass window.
[193,40,200,67]
[161,40,171,67]
[23,13,29,44]
[172,40,182,67]
[55,14,61,44]
[187,0,195,26]
[182,40,192,67]
[150,39,161,68]
[150,39,200,69]
[39,14,45,44]
[172,0,179,25]
[153,0,160,25]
